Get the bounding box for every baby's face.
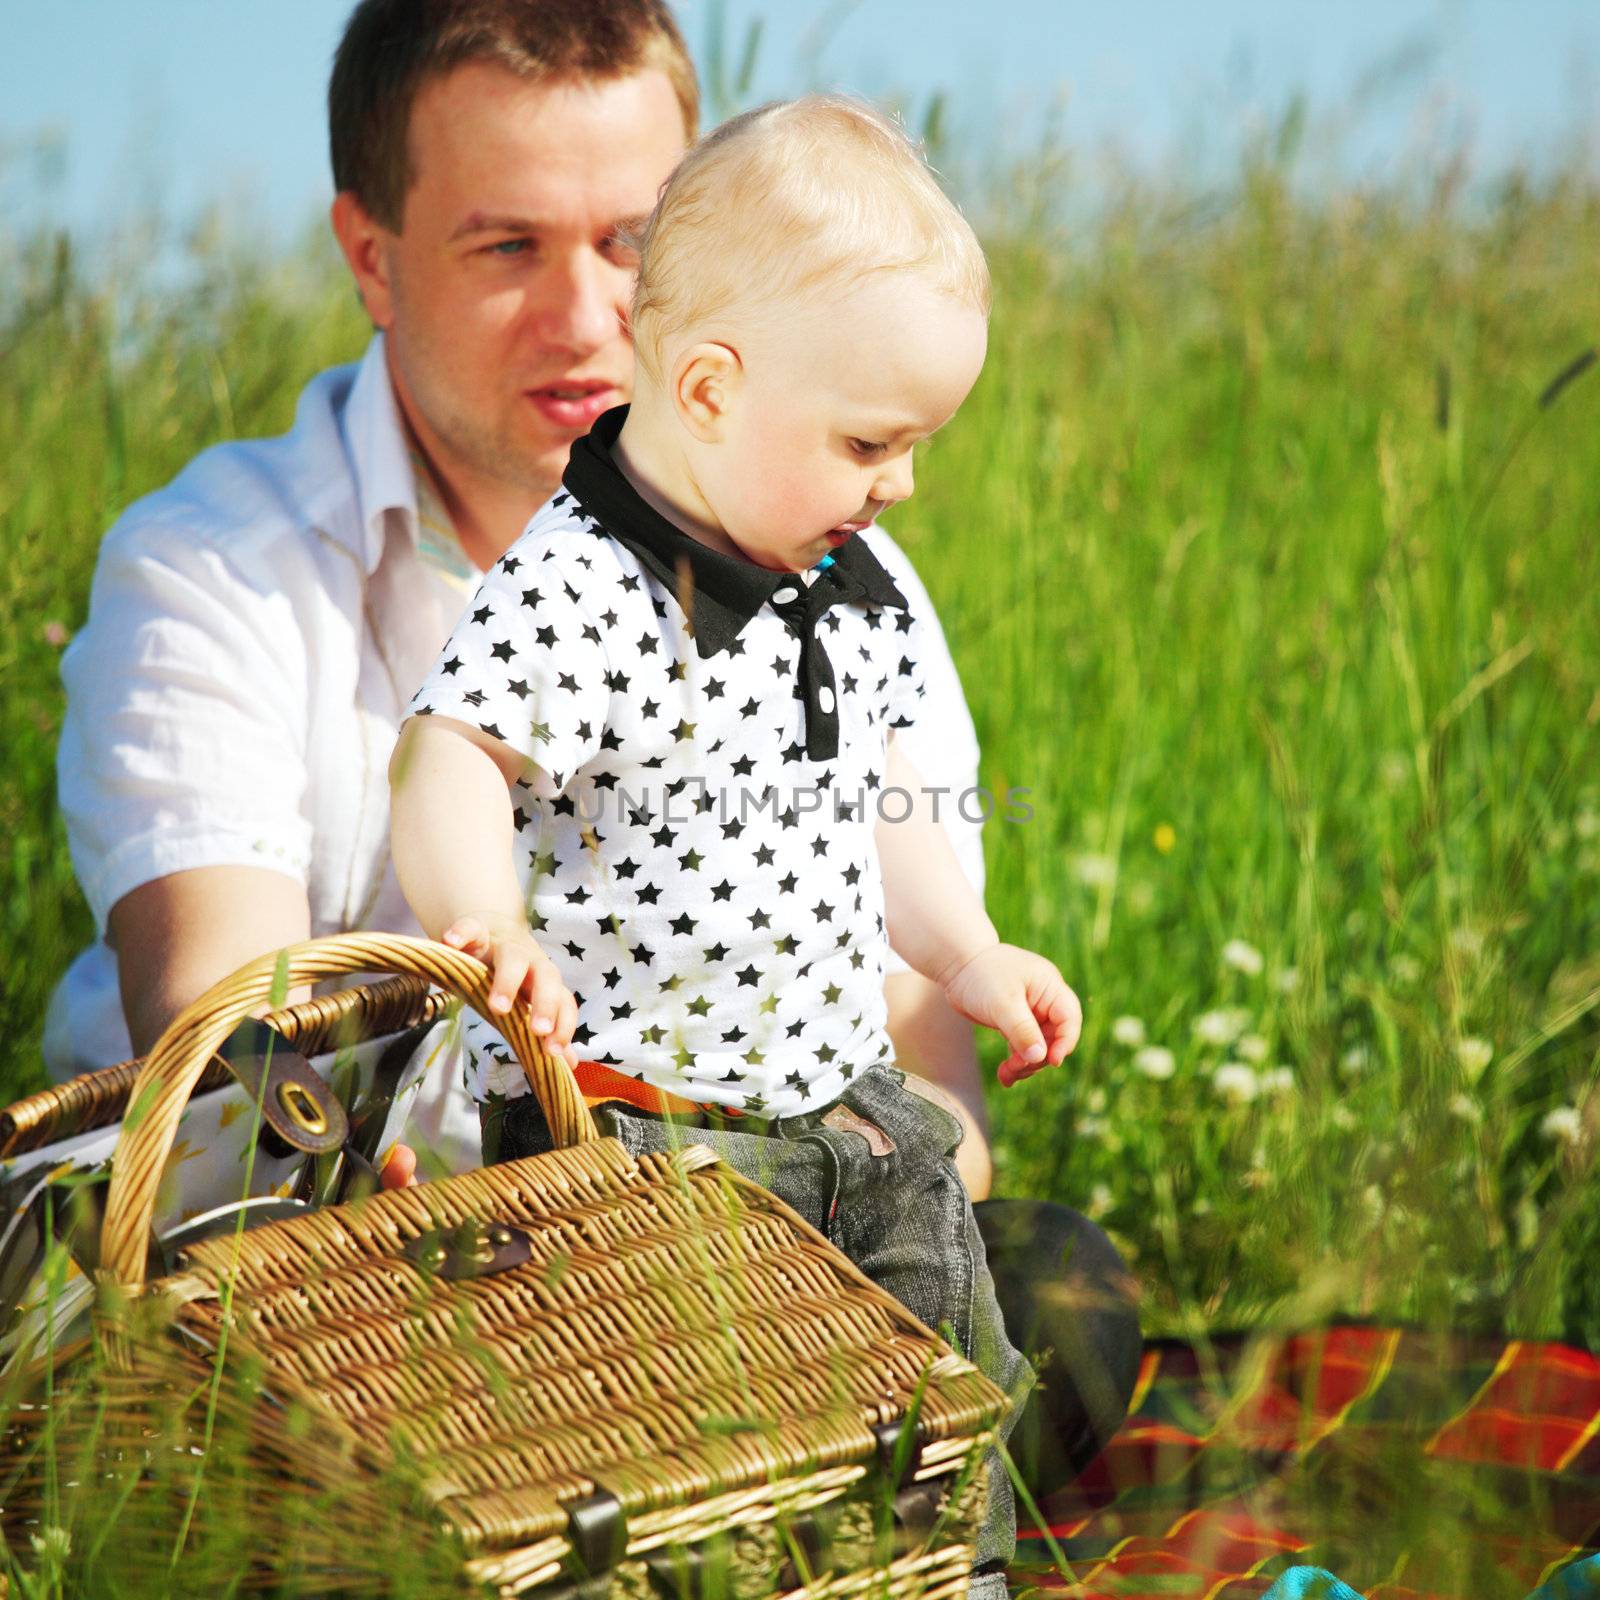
[703,273,988,571]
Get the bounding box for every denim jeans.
[482,1065,1033,1594]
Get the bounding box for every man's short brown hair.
[329,0,700,230]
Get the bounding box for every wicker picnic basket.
[0,934,1007,1598]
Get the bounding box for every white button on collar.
[771,586,798,605]
[818,686,836,714]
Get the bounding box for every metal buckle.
[214,1018,348,1158]
[401,1219,534,1281]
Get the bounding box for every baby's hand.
[941,945,1083,1086]
[442,914,580,1067]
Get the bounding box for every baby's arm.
[389,716,578,1059]
[877,737,1082,1085]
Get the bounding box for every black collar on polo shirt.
[560,406,910,760]
[561,406,907,654]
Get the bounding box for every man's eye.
[848,438,887,459]
[487,238,531,257]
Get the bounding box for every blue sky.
[5,1,1596,236]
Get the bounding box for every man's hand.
[441,913,579,1067]
[940,945,1083,1086]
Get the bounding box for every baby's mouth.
[825,509,879,547]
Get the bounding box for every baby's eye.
[848,438,887,459]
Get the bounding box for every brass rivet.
[489,1227,513,1246]
[276,1080,329,1135]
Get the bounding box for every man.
[46,0,1138,1486]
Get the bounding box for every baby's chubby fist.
[441,913,580,1067]
[939,943,1083,1086]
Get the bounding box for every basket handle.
[99,932,594,1291]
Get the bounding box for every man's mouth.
[525,381,618,432]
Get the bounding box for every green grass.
[3,140,1600,1599]
[2,155,1598,1365]
[0,150,1593,1337]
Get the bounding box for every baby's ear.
[672,342,742,442]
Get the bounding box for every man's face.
[374,64,688,505]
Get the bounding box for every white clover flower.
[1085,1086,1108,1114]
[1447,1093,1482,1126]
[1339,1045,1371,1080]
[1073,852,1118,889]
[1448,925,1485,958]
[1389,953,1423,986]
[1456,1037,1494,1082]
[1330,1104,1359,1131]
[1360,1184,1385,1218]
[1540,1106,1583,1146]
[1379,750,1412,789]
[1237,1033,1270,1064]
[1213,1063,1260,1105]
[1134,1045,1176,1081]
[1575,808,1599,842]
[1274,966,1301,995]
[1194,1007,1250,1047]
[1260,1066,1296,1095]
[30,1527,70,1562]
[1087,1183,1114,1219]
[1111,1015,1147,1048]
[1222,939,1265,977]
[1076,1115,1108,1141]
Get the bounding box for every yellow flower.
[1153,823,1177,854]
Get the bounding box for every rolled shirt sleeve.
[57,520,314,933]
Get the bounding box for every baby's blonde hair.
[629,94,989,381]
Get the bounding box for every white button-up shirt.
[45,336,984,1088]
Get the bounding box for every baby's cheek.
[751,463,823,530]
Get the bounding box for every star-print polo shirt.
[408,406,928,1115]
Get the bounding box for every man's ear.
[330,190,397,331]
[671,343,742,443]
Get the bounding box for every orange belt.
[572,1059,748,1120]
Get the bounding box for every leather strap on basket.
[99,932,593,1292]
[214,1019,348,1156]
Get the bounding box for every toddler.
[390,95,1082,1599]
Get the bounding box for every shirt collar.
[561,405,908,656]
[337,333,425,577]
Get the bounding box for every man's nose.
[872,452,914,505]
[531,251,626,358]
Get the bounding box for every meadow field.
[3,145,1599,1357]
[1,123,1600,1591]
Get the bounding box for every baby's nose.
[873,453,914,504]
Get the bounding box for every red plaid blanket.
[1008,1327,1600,1600]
